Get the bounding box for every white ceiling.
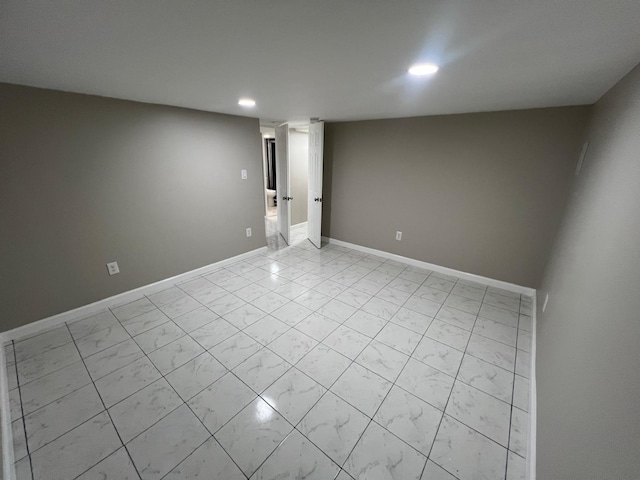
[1,1,639,123]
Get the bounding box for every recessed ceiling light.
[408,63,439,76]
[238,98,256,107]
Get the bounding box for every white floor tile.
[298,391,369,465]
[188,372,256,433]
[331,362,392,417]
[374,386,442,455]
[395,358,454,410]
[76,447,139,480]
[445,381,511,447]
[25,384,104,452]
[109,378,183,443]
[165,352,226,401]
[214,398,293,477]
[96,356,162,408]
[262,369,326,425]
[232,347,291,394]
[251,429,339,480]
[127,404,209,480]
[355,341,409,382]
[296,344,352,388]
[148,335,205,374]
[412,336,464,377]
[164,437,245,480]
[30,412,121,480]
[267,329,318,364]
[430,415,507,480]
[457,355,513,403]
[345,421,426,480]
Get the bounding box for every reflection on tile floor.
[4,218,532,480]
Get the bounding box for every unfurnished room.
[1,1,639,480]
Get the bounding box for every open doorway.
[261,121,323,248]
[287,126,310,243]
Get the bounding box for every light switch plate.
[241,169,248,180]
[246,227,252,237]
[106,261,120,276]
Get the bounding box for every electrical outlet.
[246,227,252,237]
[542,293,549,312]
[106,261,120,276]
[395,231,402,241]
[241,169,248,180]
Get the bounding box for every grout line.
[420,280,487,479]
[8,242,531,480]
[63,323,145,480]
[13,341,34,480]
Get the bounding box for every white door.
[275,123,291,245]
[307,121,324,248]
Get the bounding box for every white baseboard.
[322,236,536,296]
[0,344,15,480]
[528,292,538,480]
[291,221,308,230]
[0,246,268,343]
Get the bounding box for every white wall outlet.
[241,169,248,180]
[395,231,402,241]
[246,227,252,237]
[542,293,549,312]
[106,261,120,276]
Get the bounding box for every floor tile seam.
[11,325,72,347]
[13,355,89,395]
[481,301,521,315]
[17,372,95,422]
[105,296,466,473]
[505,296,524,465]
[188,370,260,436]
[470,327,518,349]
[419,293,485,480]
[333,332,431,474]
[469,328,519,348]
[86,317,242,478]
[12,339,36,477]
[25,408,110,461]
[475,312,520,330]
[155,435,238,480]
[145,289,190,310]
[107,380,185,444]
[428,457,463,480]
[439,406,514,449]
[153,402,229,480]
[13,338,78,376]
[62,322,144,480]
[174,278,216,298]
[73,446,142,480]
[243,422,336,480]
[423,287,483,467]
[109,301,161,323]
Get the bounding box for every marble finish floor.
[4,222,532,480]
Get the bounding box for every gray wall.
[323,107,590,287]
[536,64,640,479]
[0,83,265,330]
[289,130,308,226]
